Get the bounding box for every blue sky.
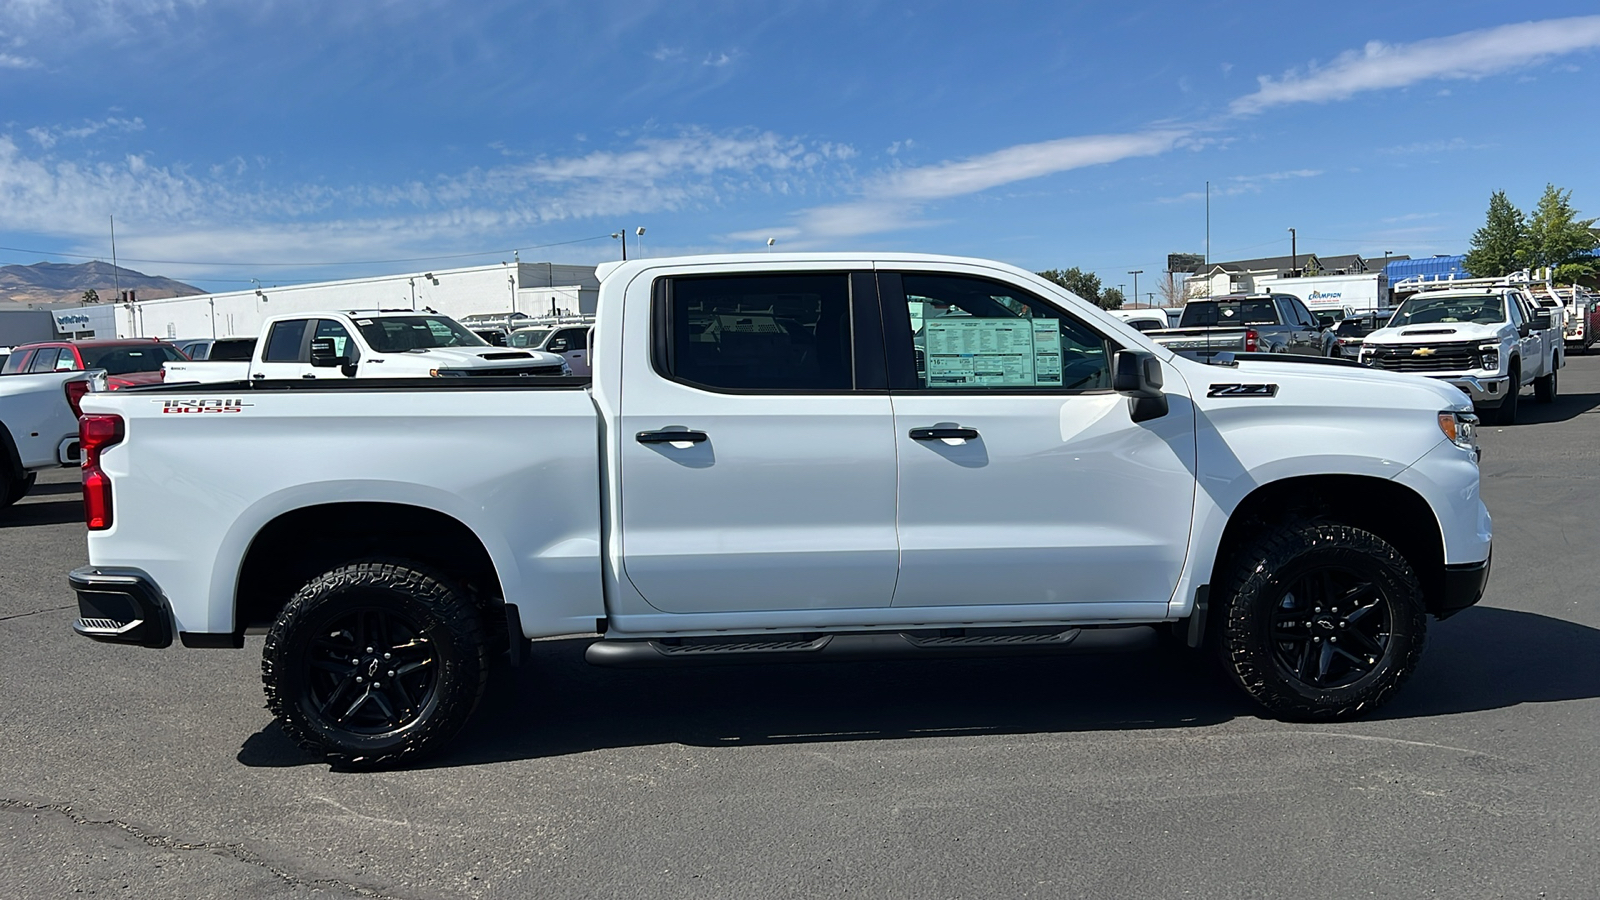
[2,1,1599,299]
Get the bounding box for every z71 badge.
[1207,383,1279,398]
[155,398,254,414]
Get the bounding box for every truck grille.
[1366,342,1481,373]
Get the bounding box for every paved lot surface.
[3,360,1598,899]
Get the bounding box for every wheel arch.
[235,502,506,637]
[1213,474,1448,617]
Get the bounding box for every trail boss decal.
[156,398,254,414]
[1207,383,1279,398]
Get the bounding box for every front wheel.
[1535,360,1558,403]
[1215,523,1427,721]
[262,561,490,767]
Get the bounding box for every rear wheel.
[1,470,36,508]
[1215,522,1427,720]
[262,560,490,768]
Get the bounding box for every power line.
[0,234,615,268]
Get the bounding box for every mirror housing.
[309,337,356,375]
[1532,311,1552,330]
[1113,350,1167,423]
[1316,315,1336,330]
[1517,322,1531,338]
[547,339,569,353]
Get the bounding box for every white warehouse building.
[91,261,599,341]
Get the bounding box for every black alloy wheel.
[1268,566,1393,690]
[305,607,440,736]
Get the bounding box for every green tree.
[1464,190,1529,277]
[1099,286,1126,309]
[81,289,99,304]
[1522,183,1598,281]
[1037,267,1118,308]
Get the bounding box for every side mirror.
[310,337,356,375]
[1517,322,1531,338]
[1113,350,1167,423]
[1316,315,1336,330]
[1532,311,1552,330]
[547,339,569,353]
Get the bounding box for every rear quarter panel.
[0,371,82,470]
[79,386,603,637]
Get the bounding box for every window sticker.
[925,318,1059,387]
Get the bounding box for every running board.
[584,626,1157,668]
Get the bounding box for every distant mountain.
[0,260,204,306]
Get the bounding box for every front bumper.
[69,566,173,648]
[1436,555,1491,620]
[1439,374,1510,407]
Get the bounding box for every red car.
[0,338,189,389]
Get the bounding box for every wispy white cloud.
[0,127,860,270]
[0,52,39,68]
[732,130,1186,246]
[26,116,144,149]
[1231,15,1600,115]
[1377,137,1493,155]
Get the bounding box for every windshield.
[507,328,552,349]
[353,316,488,352]
[80,343,185,375]
[1179,299,1278,327]
[1389,295,1505,327]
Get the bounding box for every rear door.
[617,268,900,614]
[880,267,1197,614]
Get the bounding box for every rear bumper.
[69,566,173,648]
[1436,555,1491,620]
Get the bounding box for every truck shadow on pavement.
[0,498,83,528]
[1507,390,1600,425]
[236,606,1599,770]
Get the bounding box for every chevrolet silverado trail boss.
[68,253,1491,766]
[1,370,94,506]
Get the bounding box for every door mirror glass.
[309,337,344,367]
[547,339,569,353]
[1316,315,1336,330]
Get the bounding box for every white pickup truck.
[161,309,568,385]
[69,253,1492,766]
[1359,287,1563,425]
[0,370,93,506]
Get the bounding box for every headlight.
[1438,410,1479,453]
[1478,344,1499,371]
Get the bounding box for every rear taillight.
[1244,329,1259,352]
[63,379,91,417]
[80,414,124,531]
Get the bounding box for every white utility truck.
[161,309,568,384]
[69,253,1491,766]
[1359,282,1563,425]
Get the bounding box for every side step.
[584,626,1157,668]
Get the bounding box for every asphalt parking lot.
[3,360,1598,900]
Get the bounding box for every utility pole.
[1128,270,1142,306]
[1288,227,1297,276]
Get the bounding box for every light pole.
[1288,227,1297,276]
[610,231,627,260]
[766,238,776,253]
[635,226,646,257]
[1128,270,1142,306]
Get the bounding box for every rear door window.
[655,273,855,391]
[28,348,61,373]
[263,320,310,362]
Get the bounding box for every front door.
[880,268,1197,612]
[617,270,900,614]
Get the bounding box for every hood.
[1364,322,1504,344]
[403,347,564,367]
[1178,354,1471,414]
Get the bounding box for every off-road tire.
[1535,359,1558,404]
[1215,522,1427,721]
[1,470,36,507]
[262,560,490,768]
